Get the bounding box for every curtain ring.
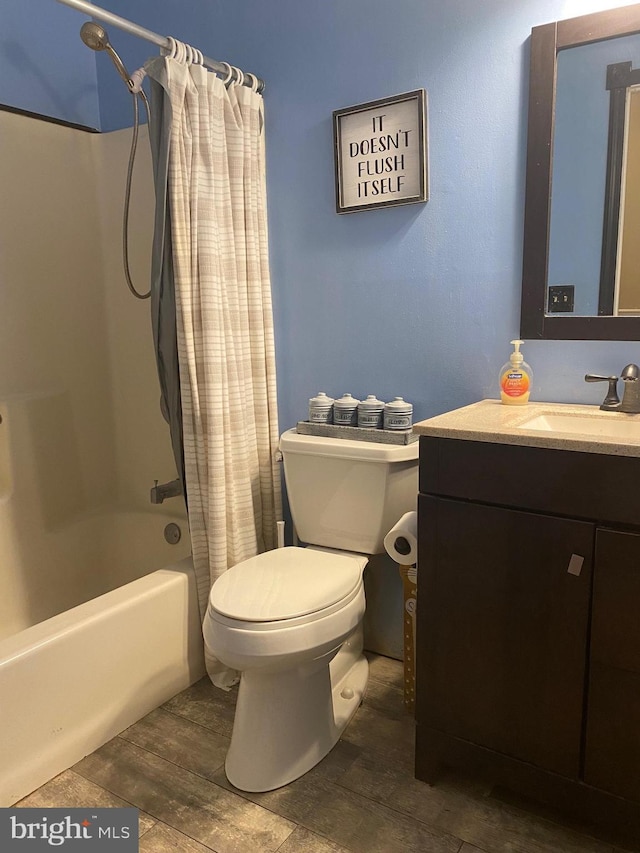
[245,72,259,93]
[166,36,178,60]
[176,39,186,63]
[233,67,244,87]
[219,61,233,85]
[186,44,194,65]
[195,48,204,66]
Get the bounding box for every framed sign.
[333,89,428,214]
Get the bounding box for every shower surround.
[0,109,203,803]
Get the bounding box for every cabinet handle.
[567,554,584,576]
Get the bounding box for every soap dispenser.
[499,340,533,405]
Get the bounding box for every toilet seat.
[209,546,365,623]
[208,581,363,632]
[204,546,368,669]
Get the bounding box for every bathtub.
[1,506,196,642]
[0,394,206,805]
[0,555,205,807]
[0,395,194,640]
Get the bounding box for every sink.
[519,412,640,441]
[413,400,640,457]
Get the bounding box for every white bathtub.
[1,506,197,642]
[0,395,199,640]
[0,556,205,807]
[0,397,205,804]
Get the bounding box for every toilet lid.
[209,547,364,622]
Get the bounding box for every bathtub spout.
[150,478,183,504]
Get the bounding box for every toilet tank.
[280,428,419,555]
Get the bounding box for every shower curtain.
[146,55,282,688]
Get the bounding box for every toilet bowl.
[203,429,419,792]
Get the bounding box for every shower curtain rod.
[56,0,264,92]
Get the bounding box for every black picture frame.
[333,90,428,215]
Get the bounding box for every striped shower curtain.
[147,55,282,689]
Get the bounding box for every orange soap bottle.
[499,340,532,405]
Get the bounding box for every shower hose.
[123,85,151,300]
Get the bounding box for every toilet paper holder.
[393,536,413,558]
[384,512,418,713]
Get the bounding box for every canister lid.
[309,391,334,407]
[358,394,385,409]
[334,393,360,409]
[384,396,413,412]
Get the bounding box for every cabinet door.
[585,528,640,801]
[416,495,593,779]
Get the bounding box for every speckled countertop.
[413,399,640,458]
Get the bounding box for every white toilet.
[202,427,419,792]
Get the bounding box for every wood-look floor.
[16,655,638,853]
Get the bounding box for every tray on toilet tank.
[296,421,418,445]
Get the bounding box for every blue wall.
[1,0,100,128]
[4,0,640,428]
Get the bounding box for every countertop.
[413,399,640,458]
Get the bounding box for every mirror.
[521,3,640,340]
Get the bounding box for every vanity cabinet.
[416,435,640,831]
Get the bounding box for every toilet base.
[224,641,369,792]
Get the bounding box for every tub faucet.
[585,363,640,413]
[150,478,183,504]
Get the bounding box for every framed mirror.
[521,3,640,340]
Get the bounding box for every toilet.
[202,427,419,792]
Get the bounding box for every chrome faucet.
[585,364,640,413]
[150,478,183,504]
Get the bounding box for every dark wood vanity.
[415,404,640,836]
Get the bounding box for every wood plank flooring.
[16,655,638,853]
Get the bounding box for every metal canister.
[333,393,360,426]
[383,397,413,431]
[308,391,334,424]
[357,395,385,429]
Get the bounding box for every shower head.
[79,21,109,51]
[80,22,132,87]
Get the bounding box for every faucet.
[150,478,183,504]
[585,364,640,413]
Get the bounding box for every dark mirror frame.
[521,3,640,341]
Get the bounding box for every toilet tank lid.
[209,547,365,622]
[280,428,418,462]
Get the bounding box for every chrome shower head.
[80,22,132,87]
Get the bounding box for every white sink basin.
[519,412,640,441]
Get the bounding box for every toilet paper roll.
[384,511,418,565]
